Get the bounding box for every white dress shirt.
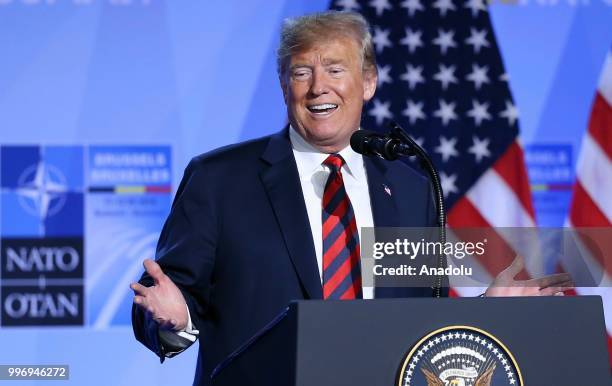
[289,126,375,299]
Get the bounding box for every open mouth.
[307,103,338,115]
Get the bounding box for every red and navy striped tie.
[322,154,362,300]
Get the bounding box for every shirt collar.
[289,125,366,182]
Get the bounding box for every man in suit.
[131,10,573,386]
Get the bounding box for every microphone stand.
[388,122,447,298]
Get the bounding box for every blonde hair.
[277,11,377,80]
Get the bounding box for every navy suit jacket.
[132,129,445,385]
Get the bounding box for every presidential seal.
[397,326,523,386]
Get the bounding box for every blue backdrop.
[0,1,610,385]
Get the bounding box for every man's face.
[281,37,377,153]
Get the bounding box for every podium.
[211,296,611,386]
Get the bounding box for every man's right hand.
[131,259,188,331]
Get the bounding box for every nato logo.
[1,146,84,237]
[1,145,85,326]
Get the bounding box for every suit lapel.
[365,157,409,299]
[364,156,401,228]
[259,130,322,299]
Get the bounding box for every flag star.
[440,172,459,197]
[400,28,423,53]
[369,0,392,16]
[468,136,491,162]
[336,0,360,11]
[464,0,487,17]
[372,26,392,54]
[377,64,392,87]
[465,27,490,53]
[401,0,424,16]
[402,99,426,124]
[499,100,519,126]
[433,64,458,90]
[467,99,491,126]
[433,0,456,17]
[432,29,457,55]
[400,63,424,89]
[466,63,490,89]
[369,99,393,125]
[433,99,458,126]
[435,136,459,162]
[499,72,510,82]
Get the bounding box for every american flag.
[328,0,531,275]
[566,47,612,365]
[329,0,611,363]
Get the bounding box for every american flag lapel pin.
[383,184,392,197]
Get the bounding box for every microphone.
[350,130,415,160]
[352,123,448,298]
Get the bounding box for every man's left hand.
[485,255,574,297]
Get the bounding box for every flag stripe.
[466,168,535,228]
[448,195,490,227]
[569,182,610,228]
[568,185,612,278]
[451,286,489,298]
[598,51,612,106]
[492,141,536,219]
[575,135,612,222]
[588,93,612,160]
